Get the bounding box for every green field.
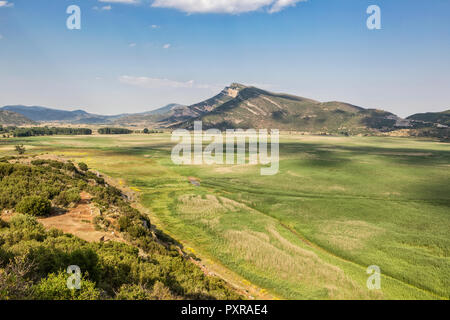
[1,134,449,300]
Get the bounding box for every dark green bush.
[16,196,51,217]
[78,162,88,171]
[54,188,81,206]
[33,272,100,300]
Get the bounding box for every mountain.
[0,105,116,124]
[172,84,406,134]
[145,103,186,116]
[4,87,446,136]
[0,110,36,126]
[0,104,188,125]
[407,110,450,127]
[159,84,245,126]
[114,104,187,125]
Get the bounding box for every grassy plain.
[1,133,448,299]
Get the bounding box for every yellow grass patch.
[317,220,384,251]
[223,228,376,299]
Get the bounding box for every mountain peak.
[229,83,248,89]
[223,83,248,98]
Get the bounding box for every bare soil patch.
[38,192,123,243]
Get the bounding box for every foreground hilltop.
[0,158,241,300]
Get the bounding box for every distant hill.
[3,88,447,137]
[0,104,188,125]
[0,110,36,125]
[407,110,450,127]
[0,105,116,124]
[172,84,406,134]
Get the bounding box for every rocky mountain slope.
[172,84,407,134]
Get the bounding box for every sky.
[0,0,449,117]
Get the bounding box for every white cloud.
[129,42,137,47]
[93,5,112,10]
[151,0,304,14]
[119,76,212,89]
[268,0,302,13]
[0,1,14,8]
[99,0,138,3]
[151,24,160,29]
[163,43,171,49]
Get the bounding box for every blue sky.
[0,0,449,117]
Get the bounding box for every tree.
[143,128,149,134]
[16,196,51,217]
[15,144,26,155]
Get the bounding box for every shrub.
[8,214,46,242]
[54,189,81,207]
[78,162,88,171]
[15,144,26,155]
[33,271,100,300]
[116,284,150,300]
[16,196,51,216]
[62,162,77,172]
[0,256,35,300]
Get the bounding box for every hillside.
[0,110,36,126]
[173,84,405,134]
[407,110,450,127]
[1,105,116,124]
[157,84,246,126]
[3,89,447,136]
[115,104,186,125]
[0,158,241,300]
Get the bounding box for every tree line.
[97,128,133,135]
[0,126,93,137]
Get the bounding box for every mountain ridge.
[171,84,408,134]
[2,85,449,135]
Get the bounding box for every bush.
[7,214,46,242]
[16,196,51,216]
[78,162,88,171]
[15,144,26,155]
[33,271,100,300]
[54,189,81,207]
[115,284,150,300]
[62,162,77,172]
